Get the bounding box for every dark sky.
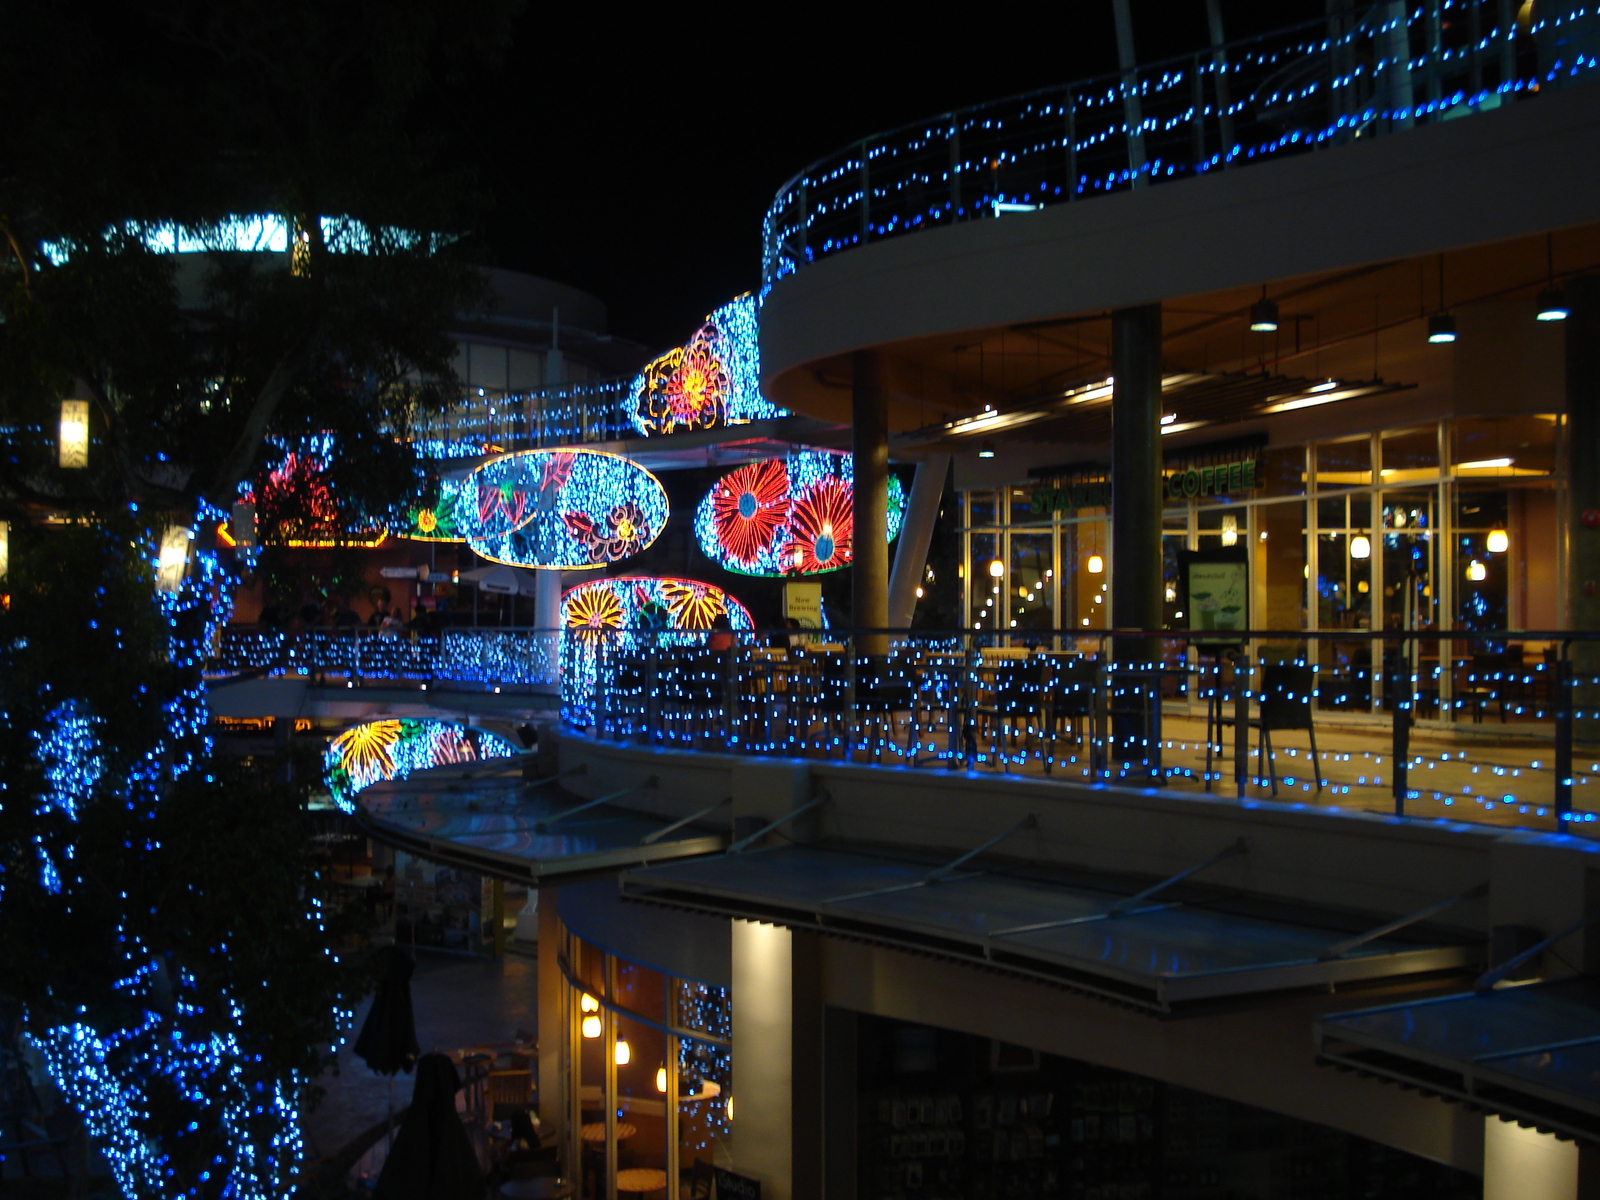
[457,1,1320,352]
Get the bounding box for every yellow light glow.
[1467,559,1488,582]
[726,1096,734,1121]
[988,559,1005,578]
[580,993,599,1013]
[656,1067,667,1093]
[59,400,89,469]
[614,1039,631,1065]
[1486,528,1509,553]
[581,1015,601,1039]
[1017,586,1028,598]
[1350,536,1371,560]
[0,521,8,583]
[155,526,191,593]
[1087,555,1104,574]
[915,586,924,598]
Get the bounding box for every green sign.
[1030,480,1110,515]
[1166,459,1257,501]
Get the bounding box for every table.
[579,1121,636,1143]
[616,1168,668,1194]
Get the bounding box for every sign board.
[380,565,430,581]
[1179,547,1249,646]
[1165,458,1257,501]
[783,581,823,630]
[713,1167,760,1200]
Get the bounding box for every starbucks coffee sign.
[1165,458,1257,501]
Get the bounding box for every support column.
[1484,1118,1578,1200]
[535,568,563,687]
[1111,304,1164,773]
[887,454,951,629]
[1568,277,1600,741]
[852,351,890,655]
[537,891,569,1151]
[730,921,796,1200]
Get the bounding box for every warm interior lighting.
[1459,458,1512,471]
[155,526,191,593]
[656,1067,668,1092]
[1160,413,1177,425]
[1309,380,1338,393]
[1350,536,1371,560]
[1220,516,1238,547]
[580,993,599,1012]
[59,399,89,469]
[978,441,996,459]
[725,1096,734,1121]
[0,521,8,584]
[1428,313,1457,343]
[988,559,1005,578]
[1087,555,1104,574]
[1486,528,1510,553]
[914,586,924,598]
[581,1015,601,1039]
[614,1039,631,1066]
[1536,287,1570,321]
[1466,559,1488,582]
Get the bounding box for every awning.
[1316,980,1600,1143]
[619,844,1478,1013]
[355,763,727,884]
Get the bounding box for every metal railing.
[762,0,1600,287]
[405,376,636,451]
[215,624,1600,836]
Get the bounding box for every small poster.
[713,1167,761,1200]
[1180,548,1248,645]
[783,581,823,630]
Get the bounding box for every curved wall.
[759,85,1600,414]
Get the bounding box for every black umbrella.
[355,944,420,1076]
[373,1053,486,1200]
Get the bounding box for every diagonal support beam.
[518,764,588,790]
[824,814,1038,904]
[727,793,830,854]
[988,837,1245,938]
[534,777,657,831]
[1474,911,1596,992]
[640,797,732,846]
[1320,881,1488,961]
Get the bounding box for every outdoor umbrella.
[372,1053,486,1200]
[354,944,420,1076]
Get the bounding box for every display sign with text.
[1180,547,1249,646]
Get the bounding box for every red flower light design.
[786,477,853,574]
[663,333,729,430]
[564,503,651,564]
[710,459,788,569]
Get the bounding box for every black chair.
[1045,656,1098,774]
[971,658,1051,769]
[853,655,918,762]
[1210,663,1324,796]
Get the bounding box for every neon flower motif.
[323,719,517,813]
[565,582,626,641]
[660,579,727,630]
[787,477,853,574]
[694,450,905,576]
[468,449,669,569]
[709,459,789,570]
[630,295,785,436]
[399,477,469,542]
[232,437,386,547]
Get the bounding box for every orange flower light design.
[565,582,625,641]
[663,334,729,429]
[786,478,853,574]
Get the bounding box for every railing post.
[1555,648,1574,823]
[1392,666,1411,816]
[1232,649,1249,798]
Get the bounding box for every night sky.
[456,1,1321,351]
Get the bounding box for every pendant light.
[1249,285,1279,333]
[1536,234,1568,321]
[1428,255,1457,343]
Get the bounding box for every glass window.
[1062,519,1108,631]
[1009,487,1042,525]
[966,490,997,527]
[1255,501,1308,631]
[1196,506,1247,552]
[1316,436,1372,488]
[1008,532,1054,635]
[1451,415,1559,476]
[1255,444,1307,497]
[1381,426,1440,483]
[969,531,999,631]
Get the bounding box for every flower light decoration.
[466,448,668,569]
[324,718,518,813]
[629,295,785,437]
[695,450,905,576]
[221,437,386,548]
[560,577,754,726]
[397,476,470,542]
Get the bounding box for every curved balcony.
[761,0,1600,290]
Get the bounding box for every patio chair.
[1208,663,1324,796]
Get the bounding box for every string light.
[324,719,517,812]
[630,295,785,437]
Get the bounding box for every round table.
[579,1121,636,1143]
[616,1168,667,1195]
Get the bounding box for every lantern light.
[988,559,1005,578]
[155,526,191,593]
[59,399,89,469]
[581,1015,601,1039]
[1087,555,1104,574]
[656,1067,667,1093]
[580,993,599,1013]
[614,1039,631,1066]
[1350,535,1371,560]
[1466,559,1488,582]
[1486,528,1509,554]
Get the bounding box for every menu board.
[1180,549,1248,646]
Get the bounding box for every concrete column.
[1111,304,1164,635]
[1484,1118,1577,1200]
[537,891,569,1149]
[852,351,890,655]
[1568,278,1600,739]
[535,569,563,687]
[887,454,950,629]
[730,921,796,1200]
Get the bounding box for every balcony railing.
[216,624,1600,838]
[762,0,1600,287]
[406,376,636,451]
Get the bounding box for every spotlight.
[1427,313,1457,344]
[978,441,996,459]
[1536,288,1570,321]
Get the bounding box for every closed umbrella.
[373,1053,486,1200]
[354,944,420,1076]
